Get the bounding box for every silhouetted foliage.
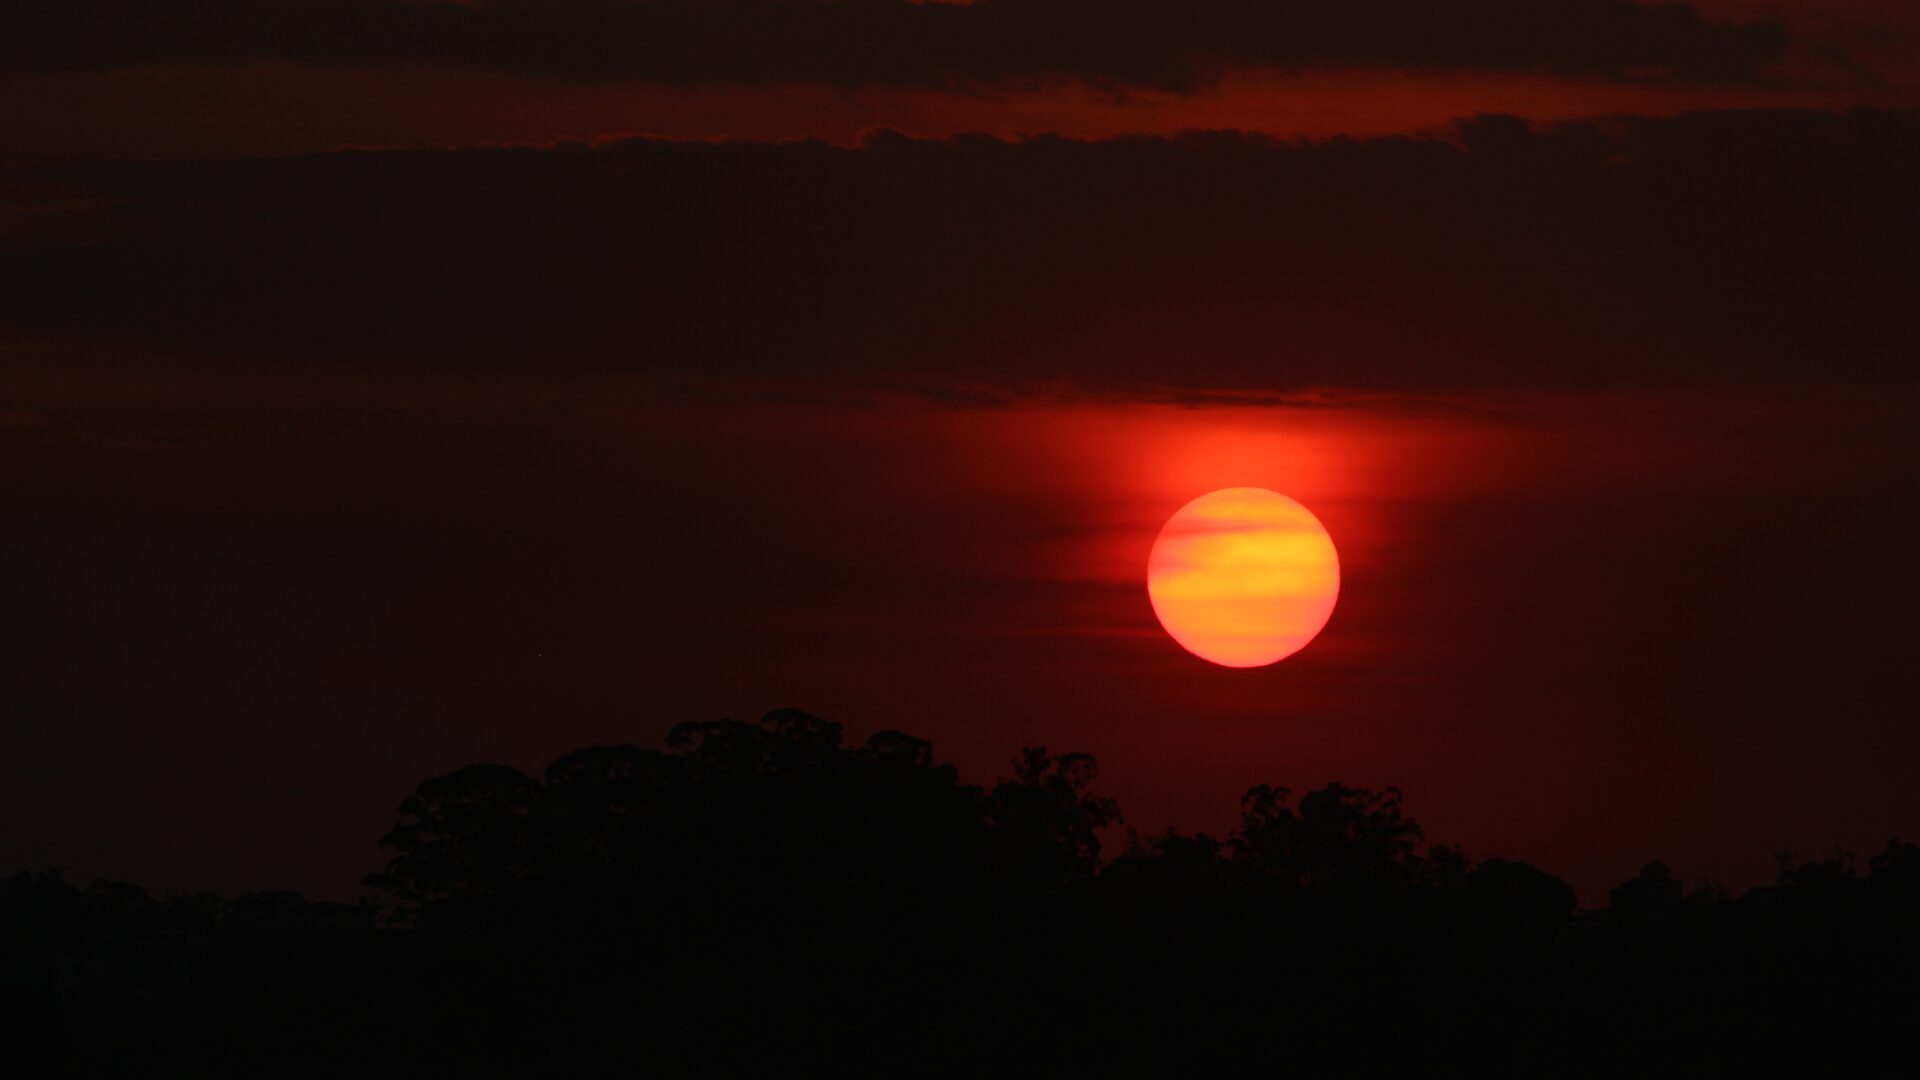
[363,763,543,926]
[1871,839,1920,902]
[7,710,1918,1076]
[1466,857,1579,931]
[988,746,1121,887]
[1609,859,1686,919]
[1232,781,1433,891]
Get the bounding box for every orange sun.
[1147,488,1341,667]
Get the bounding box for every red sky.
[6,349,1913,901]
[2,0,1916,903]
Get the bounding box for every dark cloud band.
[6,110,1914,391]
[4,0,1790,88]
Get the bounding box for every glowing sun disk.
[1147,488,1340,667]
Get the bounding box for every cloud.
[3,0,1794,88]
[4,109,1915,392]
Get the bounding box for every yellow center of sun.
[1146,487,1341,667]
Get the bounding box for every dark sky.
[3,0,1916,903]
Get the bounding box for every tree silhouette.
[1608,859,1686,918]
[1231,781,1437,891]
[363,762,544,926]
[7,711,1918,1075]
[1465,857,1579,930]
[1870,839,1920,903]
[988,747,1121,887]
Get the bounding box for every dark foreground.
[7,710,1917,1076]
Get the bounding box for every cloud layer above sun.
[6,0,1792,86]
[7,112,1912,395]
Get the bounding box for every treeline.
[6,709,1918,1076]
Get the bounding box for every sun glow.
[1147,488,1340,667]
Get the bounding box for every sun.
[1147,488,1341,667]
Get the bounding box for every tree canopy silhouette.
[7,708,1918,1076]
